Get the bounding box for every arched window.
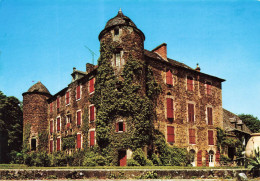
[209,150,214,163]
[189,149,196,165]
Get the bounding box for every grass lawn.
[0,164,245,170]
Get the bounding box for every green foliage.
[127,159,140,166]
[50,151,67,167]
[22,124,31,153]
[132,148,147,166]
[0,91,23,163]
[38,131,48,152]
[247,147,260,176]
[91,43,161,161]
[24,151,50,167]
[62,135,76,150]
[238,114,260,133]
[82,108,89,149]
[151,153,162,166]
[9,151,23,164]
[154,130,188,166]
[139,171,158,179]
[83,151,107,166]
[70,150,85,166]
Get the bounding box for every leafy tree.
[0,91,23,163]
[238,114,260,133]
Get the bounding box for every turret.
[99,9,145,74]
[22,81,51,151]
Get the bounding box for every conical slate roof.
[99,9,145,40]
[104,9,137,30]
[27,81,50,94]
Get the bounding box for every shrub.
[127,159,140,166]
[132,148,147,166]
[10,151,23,164]
[145,159,153,166]
[83,151,107,166]
[50,152,67,167]
[71,151,85,166]
[151,153,162,166]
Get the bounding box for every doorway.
[118,150,127,166]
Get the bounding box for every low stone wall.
[0,169,251,180]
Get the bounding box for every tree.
[0,91,23,163]
[238,114,260,133]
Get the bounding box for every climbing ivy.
[91,43,162,163]
[22,123,31,153]
[38,131,48,152]
[82,107,89,149]
[62,134,76,150]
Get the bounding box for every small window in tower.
[116,53,121,67]
[31,138,36,151]
[118,122,123,132]
[114,27,119,36]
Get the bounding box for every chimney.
[86,63,95,73]
[152,43,167,60]
[195,63,201,72]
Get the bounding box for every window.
[66,114,71,129]
[166,70,173,85]
[166,98,174,119]
[50,102,53,113]
[57,117,61,132]
[90,130,95,146]
[50,120,53,134]
[50,140,53,153]
[115,53,121,68]
[77,133,81,149]
[89,78,95,93]
[207,107,213,125]
[116,121,125,132]
[77,110,81,126]
[65,91,70,105]
[188,103,195,123]
[187,76,193,91]
[167,126,175,144]
[76,85,81,100]
[189,129,196,144]
[57,137,61,151]
[206,81,212,95]
[89,105,95,122]
[31,138,36,151]
[209,150,214,163]
[57,97,60,111]
[208,130,214,145]
[114,27,119,36]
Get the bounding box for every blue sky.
[0,0,260,118]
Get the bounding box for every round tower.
[99,9,145,73]
[22,81,51,151]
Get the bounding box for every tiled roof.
[223,108,252,135]
[27,81,50,94]
[144,49,225,82]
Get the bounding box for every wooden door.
[118,150,127,166]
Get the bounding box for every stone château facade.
[23,10,226,167]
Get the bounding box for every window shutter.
[167,126,174,143]
[50,140,53,153]
[207,107,213,125]
[123,122,125,132]
[66,92,70,104]
[77,134,81,149]
[188,104,194,123]
[187,77,193,91]
[205,151,209,167]
[89,78,94,93]
[57,117,60,132]
[57,138,60,151]
[189,129,195,144]
[90,106,95,122]
[197,150,202,167]
[50,120,53,134]
[216,150,220,163]
[166,70,173,85]
[208,130,214,145]
[77,111,81,126]
[167,98,174,119]
[90,131,95,146]
[116,122,119,132]
[76,85,81,99]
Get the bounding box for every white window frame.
[56,136,61,152]
[89,78,95,95]
[56,116,61,133]
[187,101,196,123]
[165,94,175,120]
[206,105,213,125]
[89,104,95,123]
[50,119,54,134]
[65,90,70,106]
[77,132,82,150]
